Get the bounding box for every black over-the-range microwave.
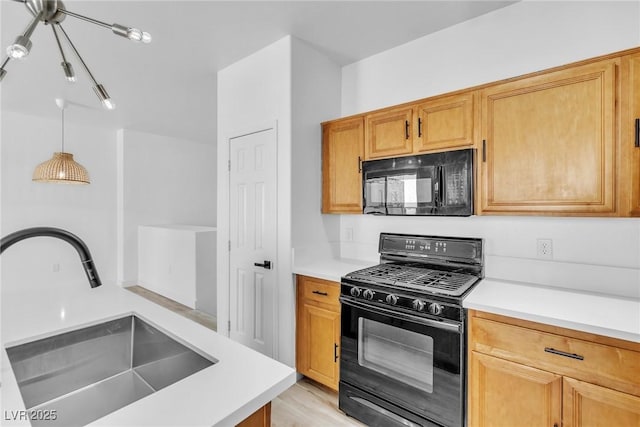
[362,148,474,216]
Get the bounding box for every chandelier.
[1,0,152,110]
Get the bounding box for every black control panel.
[340,280,463,322]
[379,233,483,266]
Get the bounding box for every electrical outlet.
[536,239,553,259]
[345,227,354,242]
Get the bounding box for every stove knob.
[385,294,398,305]
[350,287,362,298]
[428,303,444,316]
[412,299,426,312]
[363,289,375,300]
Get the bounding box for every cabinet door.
[414,92,475,152]
[296,302,340,391]
[479,59,617,215]
[563,377,640,427]
[322,117,364,213]
[365,106,413,159]
[622,54,640,216]
[469,351,562,427]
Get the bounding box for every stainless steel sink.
[6,315,216,426]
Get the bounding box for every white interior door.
[228,127,277,358]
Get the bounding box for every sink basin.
[5,315,216,426]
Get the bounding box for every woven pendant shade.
[33,152,90,184]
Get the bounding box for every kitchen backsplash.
[338,215,640,299]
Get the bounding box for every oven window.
[357,318,434,393]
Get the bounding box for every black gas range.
[339,233,483,427]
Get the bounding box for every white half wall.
[1,111,117,292]
[339,1,640,298]
[116,129,217,287]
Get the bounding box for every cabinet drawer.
[299,276,340,306]
[471,317,640,396]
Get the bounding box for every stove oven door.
[339,297,463,427]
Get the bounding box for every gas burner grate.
[346,263,478,296]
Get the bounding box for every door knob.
[254,260,272,269]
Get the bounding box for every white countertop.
[293,257,374,283]
[463,279,640,343]
[294,256,640,343]
[1,284,296,426]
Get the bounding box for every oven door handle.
[340,296,461,333]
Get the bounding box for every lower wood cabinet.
[468,310,640,427]
[236,402,271,427]
[469,351,562,427]
[296,275,341,391]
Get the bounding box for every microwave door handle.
[432,166,441,208]
[439,165,445,207]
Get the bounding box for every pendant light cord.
[61,107,65,153]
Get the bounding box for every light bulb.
[141,32,152,44]
[102,98,116,110]
[94,84,115,110]
[61,62,76,82]
[7,36,32,59]
[126,28,143,42]
[7,44,29,59]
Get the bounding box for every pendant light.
[1,0,152,109]
[33,99,90,184]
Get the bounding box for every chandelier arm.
[55,23,99,86]
[21,10,43,40]
[57,9,111,30]
[1,57,9,68]
[51,24,69,63]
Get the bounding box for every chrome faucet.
[0,227,102,288]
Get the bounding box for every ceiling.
[1,1,516,143]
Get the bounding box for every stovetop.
[344,262,479,297]
[342,233,484,302]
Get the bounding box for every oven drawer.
[470,316,640,396]
[299,275,340,306]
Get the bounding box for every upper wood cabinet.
[478,59,618,215]
[365,106,413,159]
[414,92,475,153]
[322,117,364,214]
[622,53,640,216]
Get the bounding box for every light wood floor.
[125,285,364,426]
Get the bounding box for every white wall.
[342,1,640,114]
[339,1,640,298]
[217,36,293,364]
[218,36,343,367]
[1,111,117,292]
[291,38,342,263]
[116,129,216,286]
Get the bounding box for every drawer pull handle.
[312,290,328,296]
[544,347,584,360]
